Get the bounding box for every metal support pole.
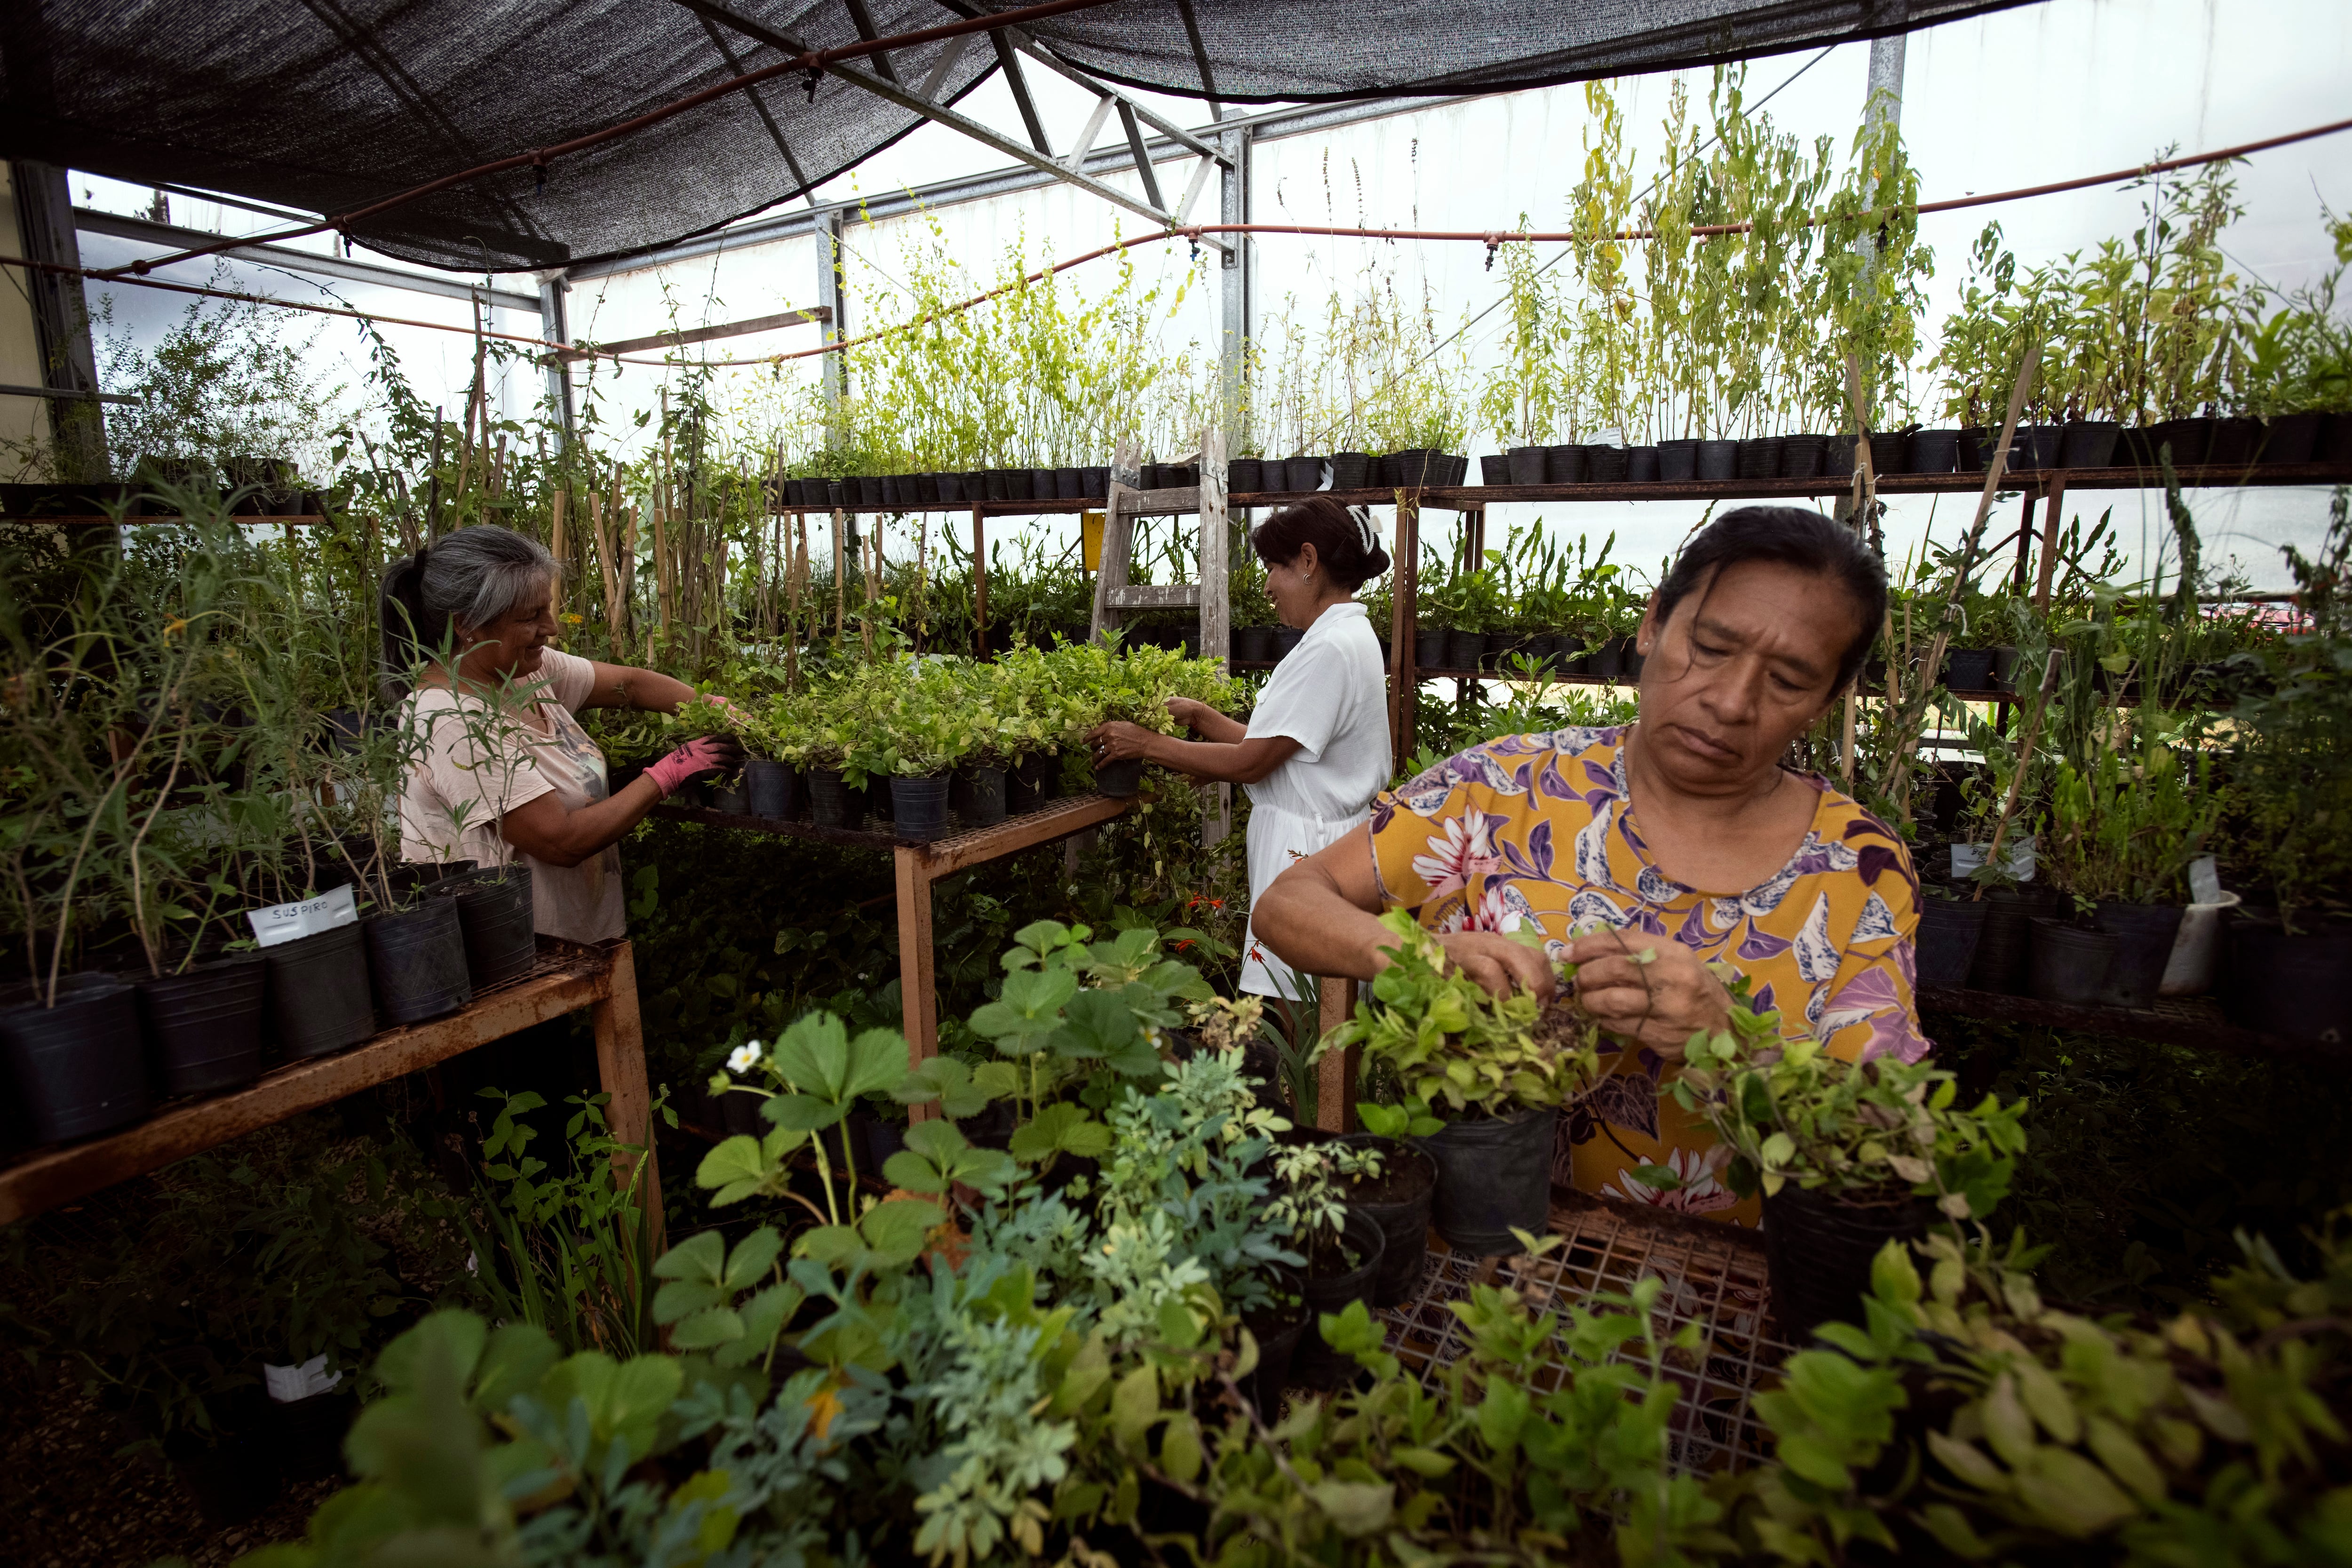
[817,207,847,437]
[1217,127,1253,454]
[11,161,107,481]
[538,273,576,450]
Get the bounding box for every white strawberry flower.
[728,1041,763,1075]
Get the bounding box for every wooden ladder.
[1088,426,1232,845]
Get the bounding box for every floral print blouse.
[1367,725,1927,1226]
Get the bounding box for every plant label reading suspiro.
[247,883,359,947]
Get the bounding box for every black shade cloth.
[0,0,2034,274]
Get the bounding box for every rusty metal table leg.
[897,844,940,1116]
[1314,976,1358,1133]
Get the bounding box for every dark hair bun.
[1250,494,1391,590]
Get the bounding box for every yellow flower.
[559,612,584,625]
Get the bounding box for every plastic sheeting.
[0,0,2032,273]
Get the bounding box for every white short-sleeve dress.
[1239,602,1393,998]
[398,648,624,943]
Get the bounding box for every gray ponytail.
[378,525,558,701]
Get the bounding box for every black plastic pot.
[1285,455,1324,492]
[270,1386,358,1483]
[937,472,966,504]
[1293,1209,1388,1389]
[2138,417,2212,468]
[1609,634,1643,680]
[1341,1133,1436,1306]
[954,764,1008,828]
[2221,920,2352,1047]
[1093,757,1145,798]
[1657,440,1699,481]
[446,868,536,989]
[1055,466,1084,499]
[1591,639,1623,680]
[266,922,376,1060]
[1734,436,1783,479]
[1029,466,1057,501]
[1506,445,1547,486]
[2027,916,2116,1006]
[1584,445,1629,483]
[1243,1289,1309,1420]
[1968,885,2054,994]
[1695,439,1738,481]
[1867,430,1909,476]
[745,758,796,819]
[1825,432,1858,477]
[2059,419,2121,468]
[167,1417,283,1528]
[891,774,952,841]
[0,975,151,1142]
[1908,428,1960,473]
[1626,445,1661,481]
[1082,465,1110,498]
[1272,626,1306,661]
[1477,454,1509,486]
[365,897,471,1025]
[1762,1181,1933,1343]
[1008,753,1057,814]
[806,766,852,827]
[1419,1106,1553,1256]
[1781,433,1827,478]
[1228,457,1263,492]
[1541,443,1583,485]
[2018,422,2064,470]
[2093,900,2185,1011]
[1414,628,1447,669]
[1915,896,1988,988]
[1441,627,1483,672]
[2207,417,2263,468]
[1943,647,1997,692]
[1328,452,1372,489]
[2261,412,2325,466]
[1232,625,1274,663]
[138,955,268,1096]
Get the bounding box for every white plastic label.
[262,1353,344,1402]
[246,883,358,948]
[2187,854,2222,906]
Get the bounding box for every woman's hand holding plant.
[1420,930,1559,1004]
[1088,720,1157,764]
[1563,931,1732,1060]
[688,691,757,728]
[645,735,745,797]
[1164,696,1218,732]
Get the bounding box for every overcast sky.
[72,0,2352,590]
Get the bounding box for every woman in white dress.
[1088,495,1393,1001]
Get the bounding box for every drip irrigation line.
[7,109,2347,374]
[86,0,1125,283]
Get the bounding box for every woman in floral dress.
[1254,507,1925,1226]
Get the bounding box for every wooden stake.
[1976,649,2065,900]
[971,506,988,657]
[621,505,640,657]
[591,494,622,648]
[833,509,846,644]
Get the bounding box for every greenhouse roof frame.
[0,0,2042,276]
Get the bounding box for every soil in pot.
[806,766,852,827]
[137,954,268,1096]
[1419,1105,1554,1256]
[1339,1132,1437,1306]
[2221,920,2352,1046]
[1093,757,1145,797]
[2027,916,2117,1006]
[953,764,1008,828]
[1914,895,1988,989]
[1762,1181,1934,1343]
[445,867,537,989]
[2093,900,2186,1011]
[364,896,472,1026]
[0,974,151,1141]
[1968,885,2055,994]
[266,921,376,1059]
[745,757,796,819]
[891,774,953,841]
[1292,1209,1388,1390]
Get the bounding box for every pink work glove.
[644,735,745,798]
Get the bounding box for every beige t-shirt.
[399,647,624,943]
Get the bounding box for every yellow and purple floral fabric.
[1367,725,1926,1226]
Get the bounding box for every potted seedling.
[1323,910,1600,1256]
[1672,1004,2028,1341]
[2041,742,2217,1010]
[1264,1140,1388,1387]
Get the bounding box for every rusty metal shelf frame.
[1375,1191,1798,1475]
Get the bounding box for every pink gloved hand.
[644,735,746,798]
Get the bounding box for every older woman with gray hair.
[381,525,741,943]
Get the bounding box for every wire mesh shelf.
[1372,1191,1798,1474]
